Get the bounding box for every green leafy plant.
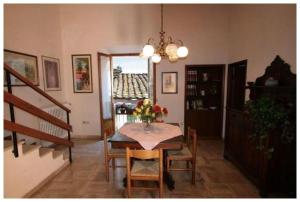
[246,97,295,158]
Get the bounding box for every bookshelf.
[184,65,225,138]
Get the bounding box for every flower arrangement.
[133,99,168,126]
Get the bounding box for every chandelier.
[141,4,189,63]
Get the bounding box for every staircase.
[4,63,74,198]
[4,140,69,197]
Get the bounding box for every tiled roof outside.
[113,73,148,99]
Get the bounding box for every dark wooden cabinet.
[184,65,225,138]
[224,56,296,197]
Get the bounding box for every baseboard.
[71,135,102,140]
[23,160,70,198]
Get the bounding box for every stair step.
[22,144,41,155]
[53,150,64,159]
[39,148,55,157]
[4,140,24,151]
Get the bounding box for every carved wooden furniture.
[224,56,296,197]
[184,65,225,138]
[126,148,163,198]
[167,127,198,184]
[103,130,126,181]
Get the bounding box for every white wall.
[4,4,296,137]
[4,5,67,134]
[59,4,163,136]
[228,4,296,81]
[58,4,230,136]
[155,5,230,126]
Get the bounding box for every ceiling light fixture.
[141,4,189,63]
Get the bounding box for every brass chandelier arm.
[147,38,155,44]
[141,4,188,63]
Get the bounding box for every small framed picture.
[162,72,178,94]
[72,54,93,93]
[4,49,39,86]
[42,56,61,91]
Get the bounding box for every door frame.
[97,52,157,138]
[226,59,247,110]
[98,52,114,139]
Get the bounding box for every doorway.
[226,60,247,110]
[97,53,156,138]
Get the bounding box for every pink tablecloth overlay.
[119,123,183,150]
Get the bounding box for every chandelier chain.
[161,4,164,32]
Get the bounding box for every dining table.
[108,122,184,190]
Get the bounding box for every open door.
[98,52,114,138]
[226,60,247,110]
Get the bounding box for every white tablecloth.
[119,123,183,150]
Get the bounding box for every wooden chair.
[126,147,163,198]
[103,129,126,181]
[167,127,197,184]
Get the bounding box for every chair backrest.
[126,147,163,177]
[187,127,197,158]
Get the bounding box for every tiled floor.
[31,138,259,198]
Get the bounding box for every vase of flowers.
[133,99,168,130]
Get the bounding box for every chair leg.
[186,160,190,168]
[112,158,116,169]
[127,179,131,198]
[167,159,170,172]
[105,158,110,182]
[192,160,196,185]
[159,177,163,198]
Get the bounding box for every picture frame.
[161,72,178,94]
[72,54,93,93]
[4,49,39,86]
[42,56,61,91]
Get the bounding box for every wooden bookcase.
[184,65,225,138]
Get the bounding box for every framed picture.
[162,72,178,94]
[4,49,39,86]
[72,54,93,93]
[42,56,61,91]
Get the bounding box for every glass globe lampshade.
[169,54,178,62]
[165,43,178,56]
[142,44,155,57]
[152,53,161,63]
[177,46,189,58]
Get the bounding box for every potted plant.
[246,97,295,158]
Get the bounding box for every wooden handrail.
[4,91,72,131]
[4,120,74,147]
[4,63,71,113]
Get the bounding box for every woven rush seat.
[131,160,159,177]
[126,148,163,198]
[167,127,197,184]
[167,146,192,159]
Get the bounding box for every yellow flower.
[135,108,141,113]
[133,112,137,116]
[145,108,150,115]
[143,99,150,106]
